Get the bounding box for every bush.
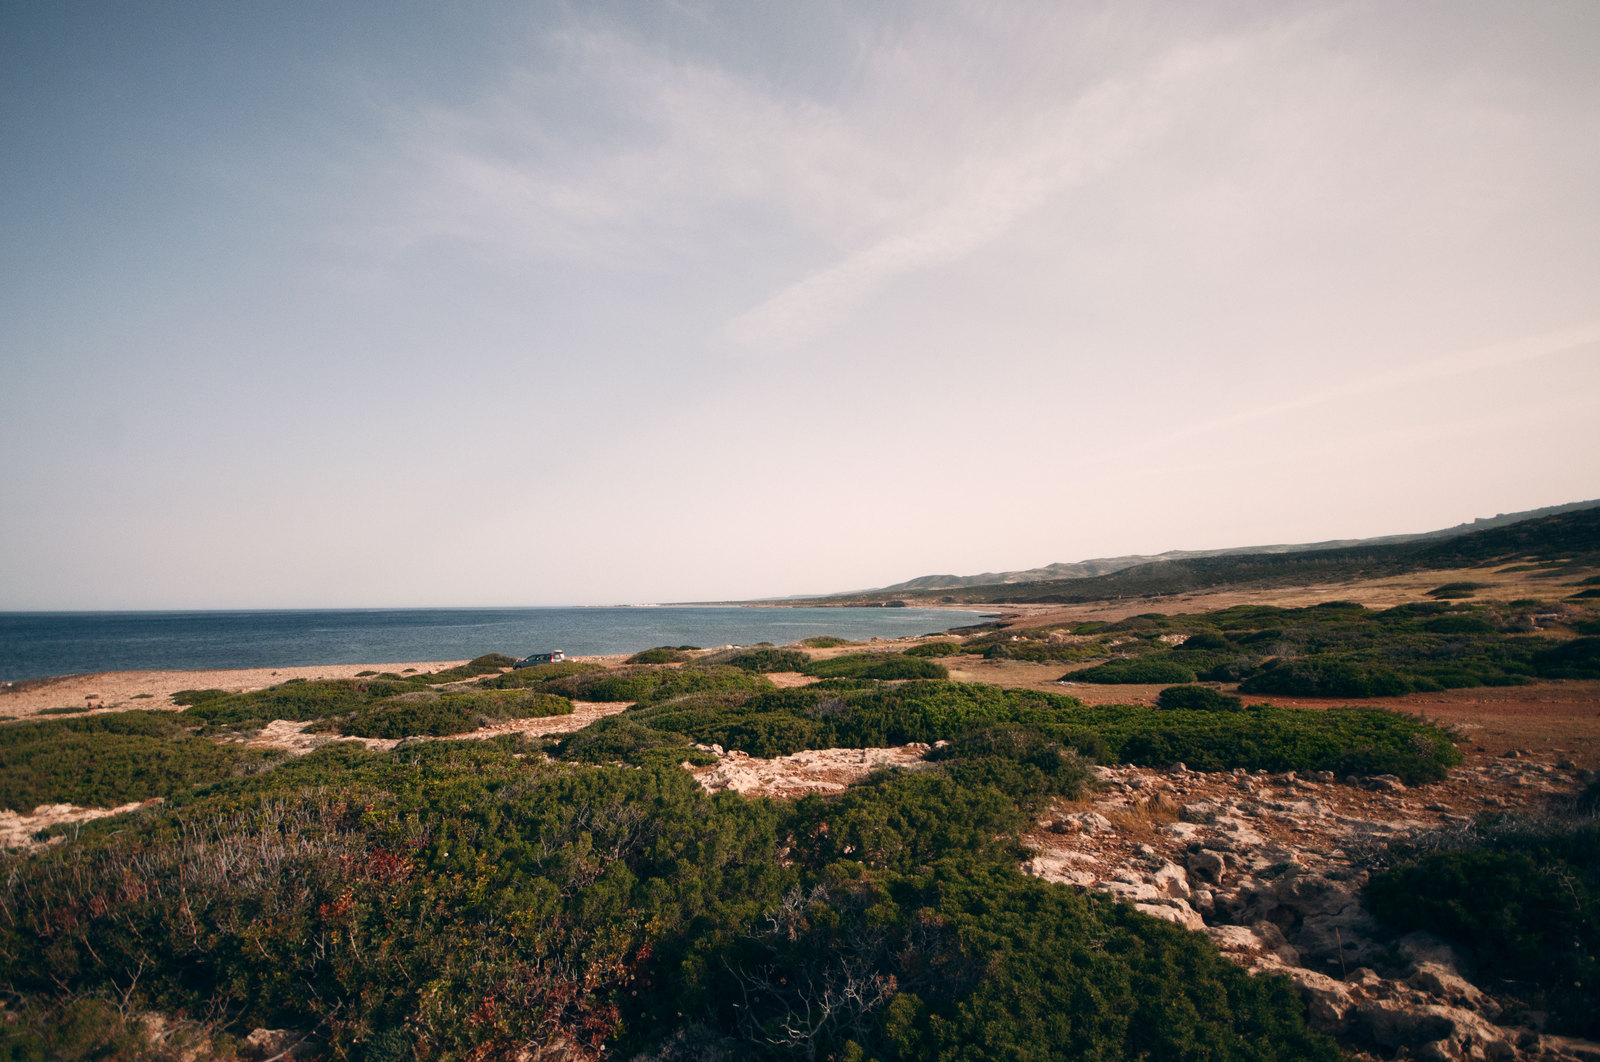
[1170,630,1231,652]
[1157,685,1243,711]
[1423,615,1497,635]
[799,636,854,648]
[723,648,811,673]
[339,691,573,739]
[1428,582,1484,599]
[626,647,691,665]
[544,665,774,705]
[1066,659,1197,684]
[802,654,948,681]
[1367,822,1600,1037]
[1239,659,1416,698]
[417,653,519,683]
[924,725,1096,809]
[170,688,228,706]
[1531,637,1600,679]
[482,660,606,688]
[903,641,964,657]
[0,711,276,812]
[1078,703,1461,784]
[181,678,429,729]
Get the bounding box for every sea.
[0,606,991,682]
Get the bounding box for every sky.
[1,1,1598,609]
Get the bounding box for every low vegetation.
[902,640,965,657]
[573,680,1460,783]
[960,599,1600,698]
[625,646,695,664]
[335,690,573,739]
[1366,784,1600,1037]
[0,711,277,813]
[801,653,948,681]
[723,647,811,672]
[1067,658,1198,684]
[0,721,1341,1060]
[1157,685,1244,711]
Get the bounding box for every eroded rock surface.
[1024,756,1597,1062]
[690,743,932,798]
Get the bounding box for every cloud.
[718,29,1277,353]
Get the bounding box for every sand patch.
[690,744,932,799]
[0,800,156,849]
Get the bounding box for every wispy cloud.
[719,36,1259,353]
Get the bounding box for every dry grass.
[1104,794,1182,843]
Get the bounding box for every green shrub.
[554,716,713,768]
[1156,685,1244,711]
[903,641,964,657]
[1423,615,1497,635]
[0,711,276,812]
[1174,630,1233,652]
[723,648,811,672]
[924,725,1096,809]
[415,653,519,683]
[626,647,691,665]
[799,636,854,648]
[339,690,572,739]
[1428,582,1484,599]
[180,678,432,729]
[544,665,775,705]
[1239,659,1416,698]
[170,688,228,706]
[1066,659,1197,684]
[980,640,1109,662]
[802,654,948,681]
[1367,822,1600,1037]
[1078,703,1461,784]
[482,660,606,688]
[1531,637,1600,679]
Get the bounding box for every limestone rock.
[1136,899,1206,931]
[1151,861,1190,900]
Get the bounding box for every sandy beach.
[0,660,474,720]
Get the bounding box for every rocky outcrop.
[1023,757,1597,1061]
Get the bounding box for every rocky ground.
[1021,752,1597,1062]
[660,732,1599,1060]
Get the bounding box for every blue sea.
[0,606,990,682]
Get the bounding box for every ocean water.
[0,606,990,682]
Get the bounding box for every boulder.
[1294,907,1386,968]
[1285,967,1356,1031]
[1136,900,1206,931]
[1180,800,1222,823]
[1186,849,1227,884]
[1151,861,1191,901]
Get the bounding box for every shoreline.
[0,660,477,720]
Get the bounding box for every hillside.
[795,503,1600,606]
[853,499,1600,597]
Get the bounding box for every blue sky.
[2,1,1597,608]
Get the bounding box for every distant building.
[514,650,566,668]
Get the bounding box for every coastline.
[0,660,479,720]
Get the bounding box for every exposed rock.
[1015,752,1592,1062]
[1136,900,1206,931]
[1060,810,1115,834]
[1186,849,1227,884]
[1151,861,1190,900]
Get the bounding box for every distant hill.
[869,499,1600,595]
[789,500,1600,606]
